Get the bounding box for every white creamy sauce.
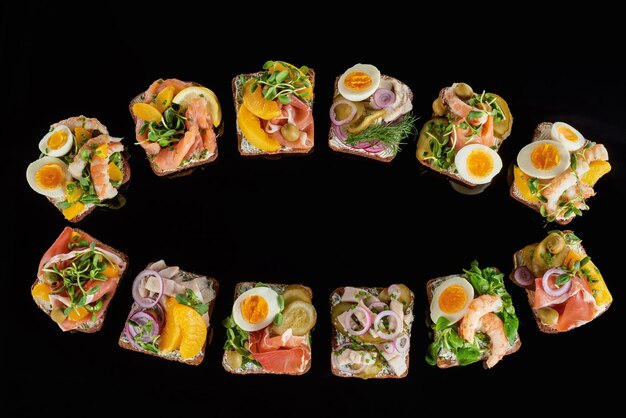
[329,136,395,159]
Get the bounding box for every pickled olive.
[432,97,447,116]
[537,307,559,325]
[50,308,67,323]
[454,82,474,99]
[333,103,354,121]
[280,123,300,142]
[546,233,566,254]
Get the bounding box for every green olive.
[546,233,566,254]
[50,308,67,323]
[333,102,354,122]
[432,98,447,116]
[378,284,412,310]
[356,356,385,380]
[532,234,569,275]
[492,94,513,139]
[331,302,386,344]
[280,123,300,142]
[537,307,559,325]
[454,82,474,99]
[416,117,448,163]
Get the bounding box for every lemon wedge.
[172,86,222,127]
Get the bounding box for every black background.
[4,4,625,415]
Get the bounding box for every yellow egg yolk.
[241,295,269,324]
[438,285,468,314]
[36,164,65,189]
[531,143,560,170]
[48,130,68,150]
[558,126,578,142]
[344,72,372,92]
[467,149,494,178]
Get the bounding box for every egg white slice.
[551,122,586,151]
[26,156,71,199]
[232,286,281,332]
[517,140,570,179]
[430,276,474,325]
[338,63,381,102]
[454,144,503,185]
[38,125,74,157]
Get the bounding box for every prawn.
[459,294,502,343]
[478,313,509,369]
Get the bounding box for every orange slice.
[159,297,182,354]
[173,303,207,359]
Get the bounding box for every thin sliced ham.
[38,227,77,274]
[262,95,313,150]
[248,328,311,374]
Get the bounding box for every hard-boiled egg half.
[38,125,74,157]
[454,144,503,184]
[430,276,474,325]
[551,122,586,151]
[517,140,570,179]
[26,156,71,199]
[338,64,381,102]
[232,287,281,332]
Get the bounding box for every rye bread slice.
[329,285,414,379]
[327,75,413,163]
[231,69,315,158]
[118,263,219,366]
[129,79,222,177]
[510,231,611,333]
[222,282,314,375]
[426,273,522,369]
[32,227,129,333]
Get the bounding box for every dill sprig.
[346,113,418,155]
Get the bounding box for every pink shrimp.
[53,116,109,135]
[478,313,509,369]
[541,161,590,213]
[584,143,608,162]
[459,295,503,343]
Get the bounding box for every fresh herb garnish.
[176,288,209,315]
[422,119,455,170]
[222,315,260,368]
[345,113,418,156]
[247,60,311,104]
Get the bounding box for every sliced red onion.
[132,270,163,309]
[124,310,161,350]
[353,140,373,149]
[331,343,368,374]
[373,310,403,340]
[381,342,394,354]
[343,306,372,336]
[513,266,535,289]
[330,100,357,126]
[364,141,386,154]
[333,124,348,142]
[394,333,410,353]
[388,284,402,300]
[373,88,396,109]
[541,268,572,297]
[368,301,388,314]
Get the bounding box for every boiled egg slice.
[232,286,281,332]
[338,64,381,102]
[38,125,74,157]
[26,156,71,199]
[517,140,570,179]
[454,144,503,185]
[551,122,586,151]
[430,276,474,325]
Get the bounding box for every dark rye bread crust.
[32,228,129,334]
[222,282,314,375]
[328,75,413,163]
[509,122,574,225]
[329,286,414,379]
[231,69,315,158]
[511,231,612,333]
[129,80,221,177]
[426,274,522,368]
[118,263,219,366]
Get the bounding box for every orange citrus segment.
[101,262,118,279]
[68,306,89,321]
[155,85,175,113]
[65,182,83,203]
[237,105,281,152]
[74,127,92,147]
[62,202,85,220]
[32,283,51,301]
[159,297,182,354]
[108,162,123,182]
[242,80,281,120]
[581,160,611,187]
[173,303,207,359]
[514,166,539,203]
[132,103,162,122]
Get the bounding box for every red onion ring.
[388,284,402,300]
[373,310,403,340]
[513,266,535,289]
[132,270,163,309]
[364,141,386,154]
[331,343,368,374]
[342,306,372,336]
[373,88,396,109]
[541,268,572,297]
[394,333,410,353]
[333,124,374,150]
[124,310,161,350]
[330,100,357,126]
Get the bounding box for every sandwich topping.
[330,284,415,379]
[31,227,126,332]
[513,122,611,223]
[236,61,314,153]
[417,83,512,185]
[120,260,216,362]
[223,283,317,374]
[330,64,416,159]
[510,231,612,332]
[132,78,223,174]
[426,261,520,369]
[26,116,127,220]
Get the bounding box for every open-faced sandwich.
[130,78,223,176]
[426,261,520,369]
[222,282,316,375]
[26,116,130,222]
[328,64,417,162]
[510,230,611,333]
[31,227,128,333]
[232,61,314,156]
[416,83,512,187]
[510,122,611,224]
[118,260,218,365]
[330,284,415,379]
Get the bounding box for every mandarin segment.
[31,283,51,301]
[173,304,206,359]
[242,81,281,120]
[159,297,182,354]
